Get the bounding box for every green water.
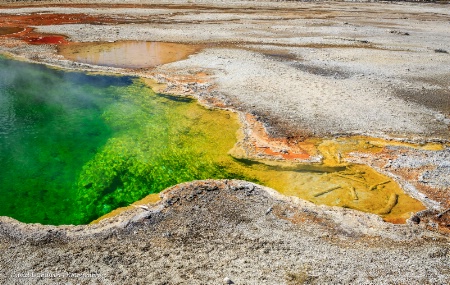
[0,56,251,225]
[0,56,425,225]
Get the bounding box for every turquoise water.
[0,56,248,225]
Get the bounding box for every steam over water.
[0,56,247,225]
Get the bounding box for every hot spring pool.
[0,56,425,225]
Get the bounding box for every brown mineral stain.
[0,12,146,47]
[241,113,315,161]
[259,146,311,160]
[0,13,125,27]
[28,35,66,45]
[0,27,24,36]
[59,41,203,69]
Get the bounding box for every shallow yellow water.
[59,41,203,69]
[91,193,161,224]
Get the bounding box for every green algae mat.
[0,56,425,225]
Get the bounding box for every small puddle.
[0,55,426,226]
[58,41,203,68]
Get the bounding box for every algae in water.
[0,56,425,225]
[0,56,249,225]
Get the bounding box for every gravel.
[1,180,449,285]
